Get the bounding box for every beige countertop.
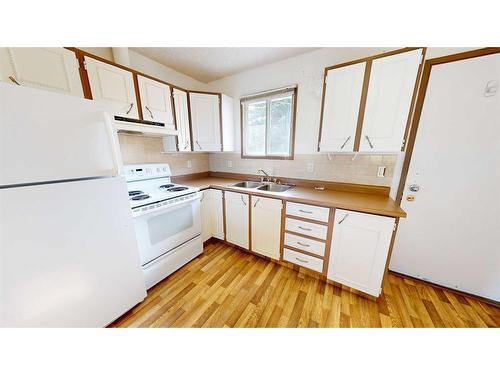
[179,176,406,218]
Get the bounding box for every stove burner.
[159,184,174,189]
[129,190,144,197]
[131,194,150,201]
[167,187,188,192]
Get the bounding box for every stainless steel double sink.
[231,181,292,192]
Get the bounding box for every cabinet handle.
[365,135,374,149]
[126,103,134,115]
[297,241,310,247]
[253,198,260,208]
[295,257,309,263]
[240,195,247,206]
[195,141,202,150]
[340,136,351,149]
[298,226,312,231]
[299,209,313,214]
[183,142,190,150]
[145,106,154,119]
[338,213,349,224]
[200,192,205,202]
[8,76,20,85]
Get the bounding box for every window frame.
[240,86,297,160]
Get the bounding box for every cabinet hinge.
[393,223,397,232]
[82,59,88,71]
[401,138,406,150]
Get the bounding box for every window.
[241,87,297,159]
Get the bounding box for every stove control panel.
[124,163,172,182]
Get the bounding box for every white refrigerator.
[0,83,146,327]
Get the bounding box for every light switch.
[377,166,386,177]
[307,163,314,173]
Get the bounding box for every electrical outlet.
[187,160,192,169]
[377,166,386,177]
[227,160,232,168]
[307,163,314,173]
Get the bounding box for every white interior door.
[137,75,174,127]
[189,92,221,151]
[0,47,84,97]
[360,49,423,152]
[173,88,192,151]
[319,62,365,152]
[85,56,139,119]
[390,52,500,302]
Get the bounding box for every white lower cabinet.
[328,209,395,297]
[224,191,249,249]
[251,196,282,260]
[200,189,224,242]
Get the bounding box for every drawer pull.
[299,209,313,214]
[298,226,312,231]
[338,213,349,224]
[295,257,309,263]
[297,241,310,247]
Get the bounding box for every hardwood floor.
[111,241,500,328]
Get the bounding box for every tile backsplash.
[118,135,209,176]
[118,135,396,186]
[209,153,397,187]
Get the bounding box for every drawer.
[286,202,329,222]
[285,217,328,240]
[284,232,325,256]
[283,248,323,273]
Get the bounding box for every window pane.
[268,95,292,155]
[245,101,266,155]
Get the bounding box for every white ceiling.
[130,47,319,83]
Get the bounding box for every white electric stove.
[125,163,203,289]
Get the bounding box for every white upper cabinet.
[359,49,423,152]
[189,92,221,151]
[84,56,139,119]
[224,191,249,249]
[319,62,366,152]
[173,88,192,152]
[328,209,395,297]
[221,94,234,152]
[0,48,83,97]
[137,75,174,128]
[251,196,282,260]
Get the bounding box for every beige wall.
[118,135,209,176]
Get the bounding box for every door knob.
[409,184,420,192]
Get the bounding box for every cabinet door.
[85,56,139,119]
[319,62,365,152]
[251,196,282,260]
[200,190,213,242]
[137,75,174,128]
[211,189,225,240]
[224,191,249,249]
[359,49,423,152]
[173,88,192,152]
[189,92,221,151]
[0,47,83,97]
[328,209,395,297]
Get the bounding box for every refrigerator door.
[0,176,146,327]
[0,83,122,187]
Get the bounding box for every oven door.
[133,195,201,266]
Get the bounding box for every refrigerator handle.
[103,112,123,176]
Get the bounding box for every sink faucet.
[258,168,270,182]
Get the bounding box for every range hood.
[114,116,178,137]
